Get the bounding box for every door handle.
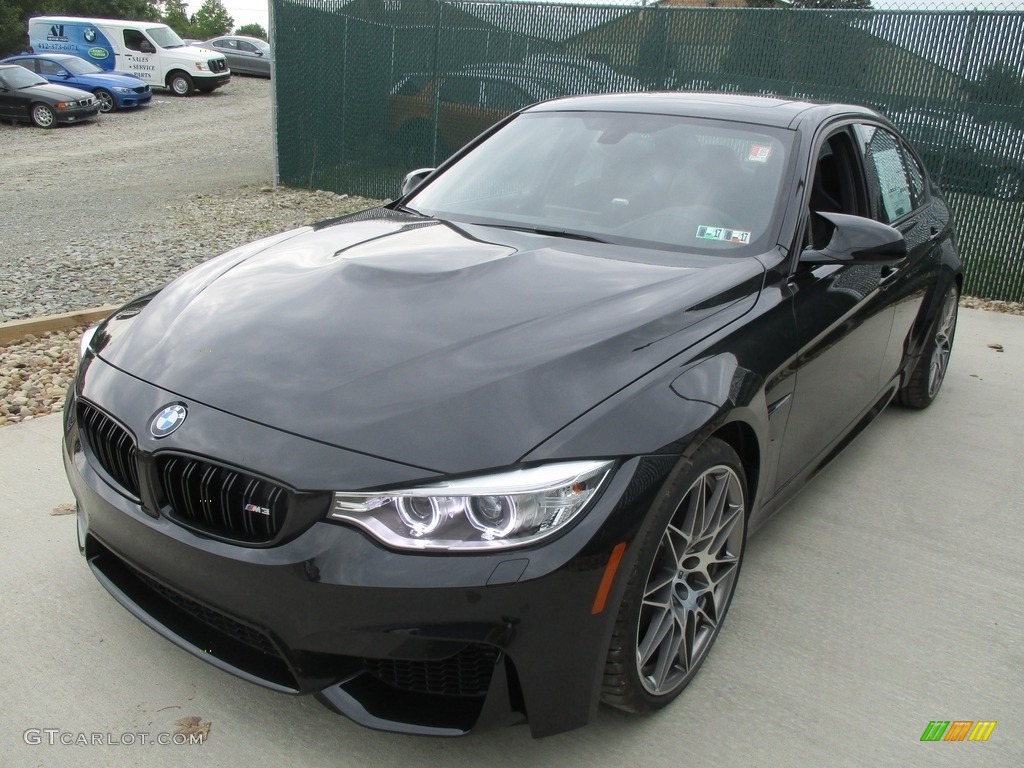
[880,265,900,286]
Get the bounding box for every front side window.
[406,110,793,256]
[123,30,149,52]
[62,57,101,75]
[807,128,866,248]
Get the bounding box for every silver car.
[201,35,271,77]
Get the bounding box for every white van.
[28,16,230,96]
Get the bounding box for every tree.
[190,0,233,40]
[161,0,192,38]
[234,22,267,40]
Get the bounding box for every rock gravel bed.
[961,296,1024,315]
[1,186,380,425]
[0,327,82,427]
[2,185,378,321]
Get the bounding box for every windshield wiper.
[482,223,608,243]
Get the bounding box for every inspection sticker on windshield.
[747,144,773,163]
[696,225,750,244]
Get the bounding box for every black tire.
[602,437,747,713]
[898,282,958,410]
[30,103,56,128]
[93,89,115,113]
[168,71,194,97]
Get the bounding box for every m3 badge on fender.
[151,404,187,438]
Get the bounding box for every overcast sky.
[197,0,1024,40]
[189,0,270,32]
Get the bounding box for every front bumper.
[116,91,152,109]
[195,73,231,90]
[56,104,100,123]
[63,356,673,737]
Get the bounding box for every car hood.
[19,82,94,101]
[95,208,764,474]
[69,72,147,88]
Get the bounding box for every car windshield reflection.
[407,111,793,256]
[1,66,47,89]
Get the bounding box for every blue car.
[1,54,151,112]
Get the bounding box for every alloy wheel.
[928,285,958,399]
[31,104,55,128]
[95,90,114,113]
[636,464,745,695]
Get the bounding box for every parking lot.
[2,79,1023,766]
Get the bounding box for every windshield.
[407,111,794,256]
[62,57,102,75]
[147,26,185,48]
[254,39,271,54]
[0,66,47,89]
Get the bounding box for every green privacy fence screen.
[271,1,1024,301]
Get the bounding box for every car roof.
[207,35,267,43]
[31,16,171,26]
[526,92,880,130]
[10,53,78,62]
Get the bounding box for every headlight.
[194,62,209,71]
[331,460,614,551]
[114,87,133,94]
[78,325,98,361]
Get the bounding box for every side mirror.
[400,167,434,198]
[140,41,156,54]
[254,50,264,56]
[800,211,907,266]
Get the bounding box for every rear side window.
[857,125,921,224]
[902,143,926,203]
[38,59,64,76]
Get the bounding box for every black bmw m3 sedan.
[64,92,961,738]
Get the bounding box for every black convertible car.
[64,93,960,738]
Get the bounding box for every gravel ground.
[1,76,1021,427]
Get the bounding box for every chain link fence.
[271,0,1024,300]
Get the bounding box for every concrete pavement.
[1,307,1021,767]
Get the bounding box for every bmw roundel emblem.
[84,28,96,43]
[151,404,187,438]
